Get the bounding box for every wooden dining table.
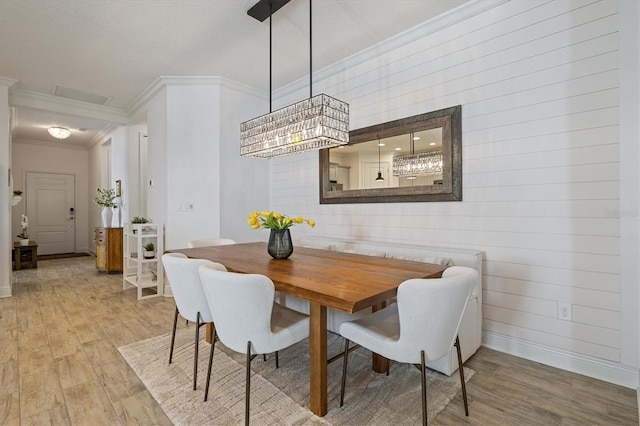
[168,242,447,416]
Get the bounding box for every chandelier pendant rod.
[309,0,312,98]
[270,1,273,112]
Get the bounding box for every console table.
[13,241,38,270]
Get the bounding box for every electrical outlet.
[558,302,572,321]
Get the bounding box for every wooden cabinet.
[95,227,123,273]
[123,223,164,300]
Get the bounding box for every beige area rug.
[119,327,474,425]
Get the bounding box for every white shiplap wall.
[270,0,636,385]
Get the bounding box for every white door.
[26,172,75,255]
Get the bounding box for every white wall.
[138,78,270,250]
[0,78,14,298]
[11,141,90,253]
[270,0,638,387]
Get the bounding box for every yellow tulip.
[307,219,315,227]
[295,216,304,224]
[261,211,270,216]
[251,223,260,229]
[273,212,282,219]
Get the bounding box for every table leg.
[309,302,327,416]
[371,301,389,373]
[205,323,213,344]
[15,248,21,271]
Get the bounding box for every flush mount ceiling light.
[48,127,71,139]
[392,132,443,179]
[240,0,349,159]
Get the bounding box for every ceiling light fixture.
[48,127,71,139]
[393,132,443,179]
[240,0,349,158]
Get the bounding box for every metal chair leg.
[193,311,201,390]
[340,339,350,407]
[275,351,279,369]
[455,336,469,416]
[204,328,217,402]
[420,350,427,426]
[169,307,179,364]
[245,341,252,426]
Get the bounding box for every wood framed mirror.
[319,105,462,203]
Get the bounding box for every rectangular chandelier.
[240,93,349,159]
[392,151,443,178]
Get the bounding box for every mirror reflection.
[319,105,462,204]
[328,127,444,191]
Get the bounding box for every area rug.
[119,327,474,425]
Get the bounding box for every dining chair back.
[162,253,227,391]
[188,238,236,248]
[339,265,477,425]
[198,263,309,424]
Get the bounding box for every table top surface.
[169,242,447,314]
[14,241,37,248]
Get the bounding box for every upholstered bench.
[278,237,483,376]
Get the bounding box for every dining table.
[168,241,447,416]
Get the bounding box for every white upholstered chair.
[162,253,227,391]
[198,264,309,424]
[339,266,477,425]
[188,238,236,248]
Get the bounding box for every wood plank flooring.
[1,257,637,425]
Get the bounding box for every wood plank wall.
[270,1,624,375]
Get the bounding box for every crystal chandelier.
[48,127,71,139]
[392,151,443,178]
[240,0,349,159]
[392,132,442,178]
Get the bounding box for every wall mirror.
[319,105,462,203]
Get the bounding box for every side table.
[13,241,38,270]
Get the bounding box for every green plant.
[13,190,22,196]
[143,242,155,251]
[94,188,117,208]
[132,216,150,224]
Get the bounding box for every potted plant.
[247,210,315,259]
[17,214,29,245]
[131,216,150,234]
[94,188,117,227]
[143,242,156,259]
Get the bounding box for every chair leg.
[204,327,217,402]
[169,307,179,364]
[420,350,428,426]
[275,351,279,369]
[245,341,252,426]
[455,336,469,416]
[339,339,350,407]
[193,312,201,390]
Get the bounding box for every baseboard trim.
[0,285,12,298]
[483,331,638,389]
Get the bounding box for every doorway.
[25,172,76,255]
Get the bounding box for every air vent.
[52,85,111,106]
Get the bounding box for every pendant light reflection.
[375,142,384,182]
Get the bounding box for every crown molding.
[9,89,128,125]
[274,0,509,100]
[127,76,265,118]
[0,76,17,88]
[13,137,89,152]
[88,122,121,149]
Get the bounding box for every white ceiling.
[0,0,468,148]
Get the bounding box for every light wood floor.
[1,257,638,425]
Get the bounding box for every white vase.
[20,238,29,246]
[101,207,113,227]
